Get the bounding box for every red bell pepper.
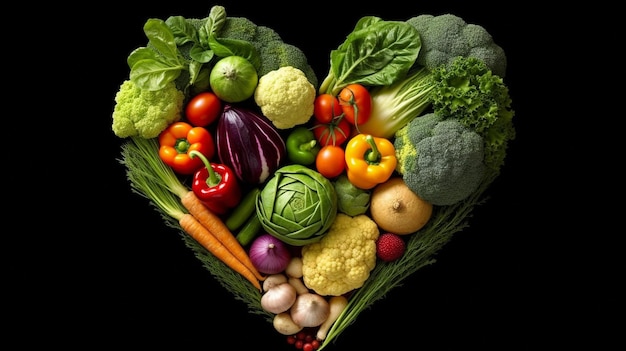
[189,150,241,215]
[158,121,215,175]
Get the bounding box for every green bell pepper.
[286,126,320,165]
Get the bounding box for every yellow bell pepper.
[344,134,397,189]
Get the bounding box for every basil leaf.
[129,59,182,91]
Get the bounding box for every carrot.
[181,191,266,282]
[179,213,262,291]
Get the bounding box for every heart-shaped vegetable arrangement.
[114,5,515,350]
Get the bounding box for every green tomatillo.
[286,126,320,166]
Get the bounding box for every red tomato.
[185,92,222,127]
[316,145,345,178]
[313,93,343,124]
[338,84,372,127]
[312,118,352,147]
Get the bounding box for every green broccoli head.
[430,56,515,173]
[112,80,185,139]
[218,18,318,88]
[218,16,258,42]
[256,40,318,88]
[406,14,507,77]
[394,112,485,206]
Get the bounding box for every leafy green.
[257,164,338,246]
[318,16,421,95]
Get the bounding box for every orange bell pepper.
[158,121,215,175]
[344,133,397,189]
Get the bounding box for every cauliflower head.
[301,213,379,296]
[254,66,316,129]
[112,80,185,139]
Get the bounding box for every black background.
[17,2,615,350]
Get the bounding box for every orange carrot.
[179,213,262,291]
[181,191,266,281]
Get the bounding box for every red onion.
[249,234,292,274]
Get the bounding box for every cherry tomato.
[185,91,222,127]
[313,118,352,147]
[338,84,372,127]
[313,93,343,124]
[316,145,345,178]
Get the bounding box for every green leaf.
[129,59,183,91]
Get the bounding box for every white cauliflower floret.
[254,66,316,129]
[301,214,380,296]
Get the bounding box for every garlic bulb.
[261,282,297,314]
[289,292,330,327]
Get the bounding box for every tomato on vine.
[316,145,345,179]
[313,93,343,124]
[338,84,372,128]
[312,118,352,147]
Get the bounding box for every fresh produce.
[249,234,292,275]
[429,56,515,173]
[120,137,264,291]
[315,145,345,179]
[210,55,258,103]
[158,121,215,175]
[338,83,371,129]
[112,80,185,139]
[318,17,421,95]
[288,276,310,295]
[285,257,303,279]
[189,150,241,215]
[286,127,320,166]
[333,174,371,216]
[313,93,342,124]
[225,187,261,231]
[301,213,379,296]
[185,91,222,127]
[257,164,337,246]
[406,13,507,77]
[394,113,486,206]
[114,7,517,350]
[375,233,407,262]
[369,177,433,235]
[216,104,286,184]
[312,117,352,147]
[344,134,397,190]
[289,293,330,328]
[316,295,348,341]
[357,67,434,139]
[261,278,297,314]
[254,66,316,129]
[234,212,263,246]
[273,312,303,335]
[216,16,319,87]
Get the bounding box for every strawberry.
[376,233,406,262]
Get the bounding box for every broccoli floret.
[218,16,258,42]
[256,40,318,88]
[254,25,282,43]
[406,14,507,77]
[430,56,515,173]
[217,18,318,88]
[112,80,184,139]
[394,112,485,206]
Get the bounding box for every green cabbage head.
[257,164,337,246]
